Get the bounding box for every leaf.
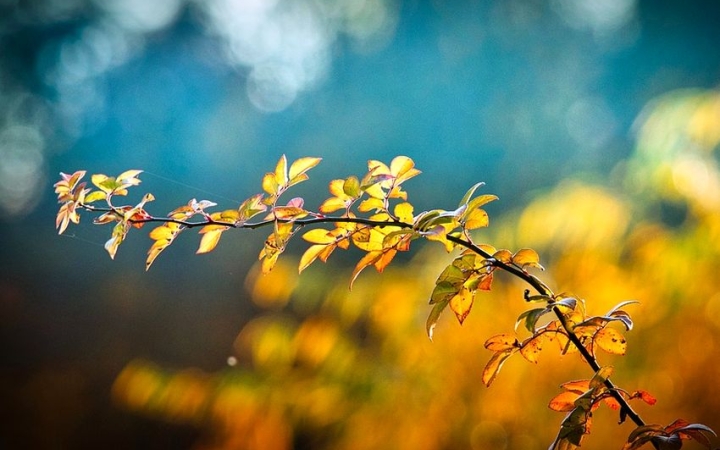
[594,328,627,355]
[274,154,288,187]
[299,244,329,273]
[484,333,518,352]
[493,249,512,263]
[449,288,474,324]
[512,248,544,270]
[633,390,657,406]
[197,225,228,254]
[516,307,550,333]
[238,194,267,222]
[84,190,106,203]
[462,208,490,230]
[482,349,516,387]
[430,281,461,305]
[262,172,279,197]
[302,229,336,244]
[288,156,321,185]
[589,366,614,389]
[390,155,421,184]
[426,299,449,341]
[146,222,184,270]
[519,333,546,363]
[343,176,361,198]
[104,222,130,259]
[549,391,582,412]
[458,181,485,208]
[393,202,414,223]
[350,251,383,289]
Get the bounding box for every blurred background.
[1,0,720,448]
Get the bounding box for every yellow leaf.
[390,156,421,184]
[298,244,328,273]
[197,227,227,254]
[358,197,385,212]
[319,197,347,214]
[262,172,279,197]
[274,154,288,186]
[302,229,335,244]
[288,157,322,183]
[493,249,513,263]
[350,251,383,289]
[146,223,184,270]
[482,349,516,387]
[594,328,627,355]
[449,287,474,324]
[270,206,307,220]
[463,208,489,230]
[84,190,106,203]
[512,248,544,270]
[484,333,518,352]
[116,169,143,185]
[393,202,414,223]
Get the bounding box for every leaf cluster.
[53,155,717,450]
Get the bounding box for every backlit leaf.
[589,366,614,389]
[84,190,106,203]
[515,307,549,333]
[449,287,474,324]
[594,328,627,355]
[343,176,361,198]
[549,391,582,412]
[512,248,544,270]
[146,222,184,270]
[302,229,335,244]
[458,181,485,208]
[274,154,288,186]
[262,172,279,197]
[426,299,449,341]
[484,333,518,352]
[482,349,516,387]
[197,226,228,254]
[394,202,414,223]
[520,333,546,363]
[430,281,461,305]
[350,251,383,289]
[493,249,512,263]
[288,156,321,185]
[105,221,129,259]
[463,208,489,230]
[238,194,267,221]
[299,244,328,273]
[319,197,347,214]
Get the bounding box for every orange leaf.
[594,328,627,355]
[484,333,518,352]
[350,251,383,289]
[549,391,581,412]
[520,334,546,364]
[482,349,515,387]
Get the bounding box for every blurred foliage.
[105,89,720,449]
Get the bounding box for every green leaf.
[429,281,461,305]
[426,299,449,341]
[515,307,550,333]
[343,176,361,198]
